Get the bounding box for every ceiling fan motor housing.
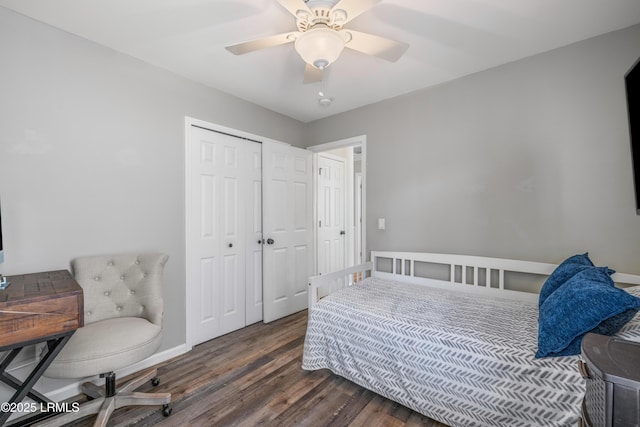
[296,1,345,32]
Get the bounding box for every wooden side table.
[0,270,83,426]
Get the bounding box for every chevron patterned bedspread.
[302,278,640,427]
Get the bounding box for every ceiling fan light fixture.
[295,26,345,69]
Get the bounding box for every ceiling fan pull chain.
[318,74,333,107]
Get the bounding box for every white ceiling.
[2,0,640,123]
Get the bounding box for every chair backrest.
[72,253,168,326]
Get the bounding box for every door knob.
[258,239,262,244]
[340,230,346,235]
[266,238,275,245]
[228,243,233,248]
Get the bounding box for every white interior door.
[262,140,313,323]
[307,135,367,278]
[317,153,346,275]
[188,125,261,344]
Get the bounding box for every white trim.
[306,135,365,153]
[184,118,194,349]
[185,117,275,145]
[355,173,363,264]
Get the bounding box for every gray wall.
[307,24,640,273]
[0,7,306,351]
[2,3,640,359]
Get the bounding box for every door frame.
[185,117,269,349]
[354,172,363,265]
[307,135,367,273]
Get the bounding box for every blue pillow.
[536,267,640,358]
[538,253,595,308]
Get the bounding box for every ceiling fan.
[225,0,409,84]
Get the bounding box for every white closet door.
[262,140,314,323]
[317,153,346,275]
[219,137,247,335]
[245,142,263,325]
[189,126,247,344]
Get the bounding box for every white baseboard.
[1,343,191,405]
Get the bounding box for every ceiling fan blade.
[303,64,323,84]
[276,0,313,19]
[342,30,409,62]
[225,32,298,55]
[331,0,382,24]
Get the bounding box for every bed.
[302,251,640,427]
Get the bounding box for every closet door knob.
[258,240,262,244]
[228,243,233,248]
[266,238,275,245]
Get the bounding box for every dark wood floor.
[62,311,446,426]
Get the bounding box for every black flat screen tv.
[626,57,640,215]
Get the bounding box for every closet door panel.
[218,137,246,335]
[190,128,223,344]
[245,141,263,325]
[294,244,310,298]
[263,141,313,323]
[220,252,242,334]
[199,256,217,321]
[189,127,246,343]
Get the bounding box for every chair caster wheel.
[162,404,172,417]
[151,377,160,387]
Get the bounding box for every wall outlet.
[378,218,386,230]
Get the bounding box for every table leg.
[0,334,72,426]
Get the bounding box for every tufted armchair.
[39,253,172,427]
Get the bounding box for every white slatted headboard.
[371,251,556,303]
[308,251,640,309]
